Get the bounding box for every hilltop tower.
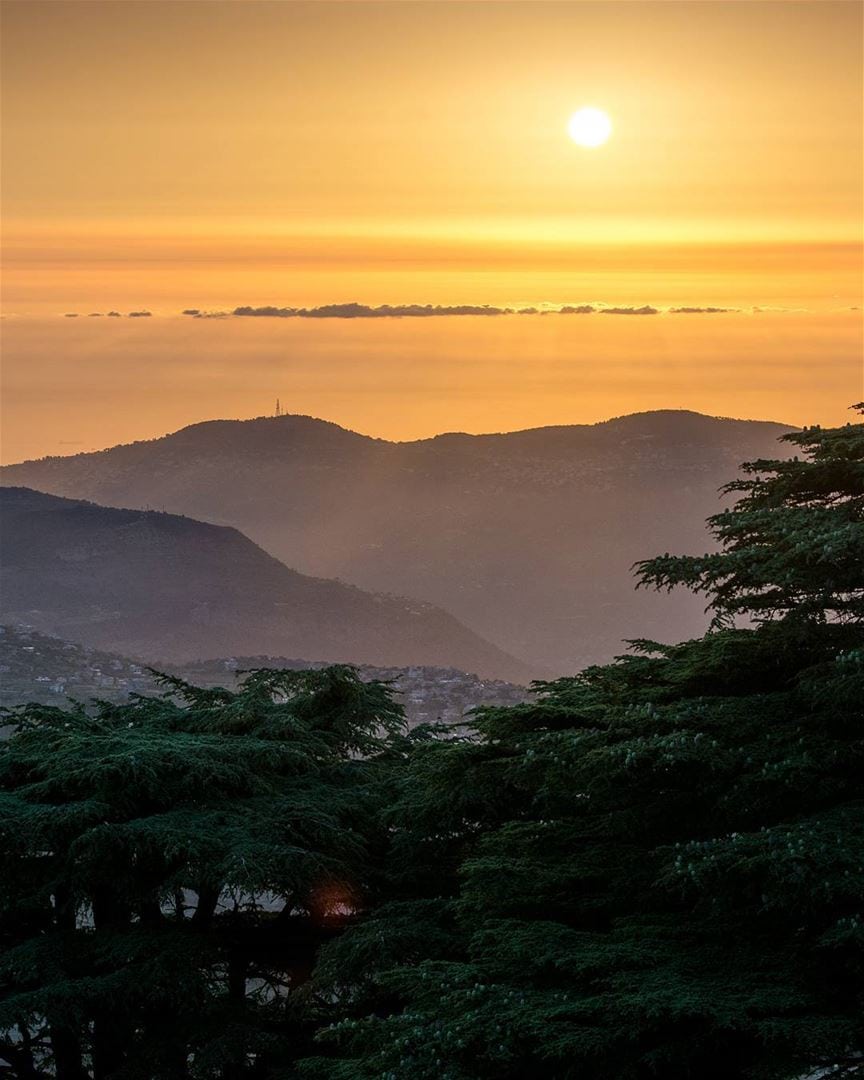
[275,398,282,417]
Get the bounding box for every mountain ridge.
[2,409,793,468]
[0,487,538,682]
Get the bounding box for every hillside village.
[0,624,531,728]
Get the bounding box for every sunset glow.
[1,6,863,1065]
[0,0,861,460]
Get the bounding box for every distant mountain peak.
[415,410,793,453]
[174,413,368,437]
[598,408,792,430]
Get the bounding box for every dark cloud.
[64,313,79,318]
[233,303,511,319]
[669,306,737,314]
[127,310,153,318]
[106,311,122,317]
[233,305,296,317]
[558,304,595,314]
[233,305,293,317]
[599,306,659,316]
[88,313,103,317]
[182,309,201,316]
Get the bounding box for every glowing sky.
[1,0,862,460]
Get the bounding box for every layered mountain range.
[1,410,795,672]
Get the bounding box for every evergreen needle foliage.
[0,667,406,1078]
[635,408,864,626]
[298,409,864,1080]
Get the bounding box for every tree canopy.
[299,410,864,1080]
[0,667,405,1078]
[636,406,864,625]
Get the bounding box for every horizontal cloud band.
[233,303,515,318]
[225,302,701,319]
[228,302,742,319]
[56,302,773,320]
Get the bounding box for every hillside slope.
[1,411,795,671]
[0,489,536,681]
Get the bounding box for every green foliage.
[0,666,405,1079]
[299,411,864,1080]
[636,405,864,626]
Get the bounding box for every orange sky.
[1,0,862,459]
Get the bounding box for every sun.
[567,107,612,148]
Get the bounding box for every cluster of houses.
[0,626,531,727]
[163,656,532,728]
[0,624,155,707]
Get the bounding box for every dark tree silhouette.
[300,409,864,1080]
[0,667,404,1079]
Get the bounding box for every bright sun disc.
[568,107,612,148]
